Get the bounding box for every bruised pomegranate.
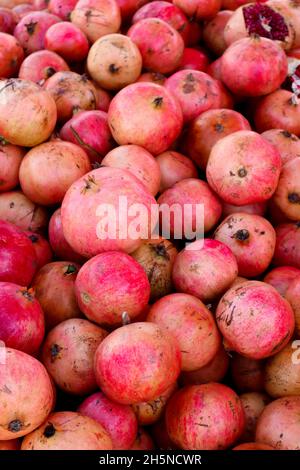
[0,191,48,233]
[78,392,138,450]
[156,151,197,192]
[0,348,54,440]
[45,22,89,62]
[273,222,300,269]
[272,158,300,221]
[42,318,108,395]
[14,11,60,54]
[48,0,78,20]
[180,345,229,386]
[21,412,113,450]
[132,383,177,426]
[25,232,52,270]
[94,322,181,404]
[264,266,300,297]
[18,50,69,84]
[147,293,221,371]
[231,354,265,392]
[239,392,270,442]
[75,252,150,326]
[216,281,295,359]
[0,32,24,78]
[166,383,245,450]
[203,10,233,56]
[32,261,82,330]
[173,0,221,21]
[261,129,300,165]
[0,143,24,192]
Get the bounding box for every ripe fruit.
[173,0,222,21]
[231,354,265,392]
[0,32,24,78]
[239,392,270,442]
[203,10,233,56]
[261,129,300,165]
[18,50,69,84]
[132,383,177,426]
[45,22,89,62]
[48,0,78,20]
[264,266,300,297]
[272,158,300,221]
[178,47,209,72]
[286,276,300,337]
[264,341,300,397]
[14,11,60,54]
[273,222,300,269]
[156,151,198,192]
[0,144,24,192]
[0,191,48,233]
[180,346,229,386]
[26,232,53,270]
[48,208,85,263]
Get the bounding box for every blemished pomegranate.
[264,266,300,297]
[180,345,229,386]
[14,11,60,54]
[0,32,24,78]
[18,50,69,84]
[75,252,150,326]
[239,392,270,443]
[286,276,300,337]
[131,383,177,426]
[264,341,300,397]
[32,261,82,330]
[261,129,300,165]
[272,157,300,221]
[0,348,54,440]
[231,354,265,393]
[0,143,24,192]
[156,151,198,192]
[48,0,78,20]
[216,281,295,359]
[25,232,53,271]
[137,71,166,86]
[94,322,181,404]
[273,222,300,269]
[21,412,113,450]
[166,383,245,450]
[147,293,221,371]
[172,239,238,303]
[78,392,138,450]
[45,22,89,63]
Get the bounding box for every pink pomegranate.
[18,50,69,83]
[206,130,282,205]
[165,70,222,123]
[137,71,166,86]
[127,18,184,74]
[75,252,150,326]
[264,341,300,397]
[172,239,238,303]
[177,47,209,72]
[0,32,24,78]
[19,141,91,206]
[107,82,183,155]
[273,222,300,269]
[45,22,89,62]
[94,84,111,112]
[0,348,54,440]
[216,281,295,359]
[0,7,16,33]
[207,57,223,80]
[44,71,97,122]
[231,354,265,392]
[0,78,57,147]
[0,143,24,192]
[59,110,114,163]
[286,276,300,337]
[101,145,160,195]
[148,293,221,371]
[48,208,85,264]
[0,282,44,355]
[272,158,300,221]
[0,220,37,286]
[61,166,158,256]
[214,213,276,277]
[173,0,221,21]
[0,191,48,233]
[156,151,197,192]
[261,129,300,165]
[130,428,155,450]
[116,0,149,21]
[239,392,270,442]
[21,412,113,450]
[203,10,233,56]
[94,322,181,404]
[13,4,36,20]
[70,0,121,43]
[222,201,267,218]
[158,179,222,239]
[48,0,78,20]
[264,266,300,297]
[185,109,251,171]
[25,232,53,270]
[32,261,82,330]
[180,345,229,386]
[87,34,142,91]
[166,383,245,450]
[14,11,60,54]
[132,383,177,426]
[78,392,138,450]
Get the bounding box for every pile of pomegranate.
[0,0,300,452]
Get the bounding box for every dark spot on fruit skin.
[28,234,39,243]
[64,264,77,275]
[288,193,300,204]
[8,420,22,433]
[21,288,34,301]
[281,130,293,139]
[108,64,120,74]
[152,242,170,260]
[25,21,38,36]
[50,343,62,362]
[45,67,57,79]
[43,423,56,438]
[238,167,247,178]
[233,229,250,241]
[9,202,14,208]
[153,96,163,108]
[183,73,196,94]
[215,123,224,133]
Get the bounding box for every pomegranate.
[21,412,113,450]
[94,322,181,404]
[256,397,300,450]
[0,348,54,440]
[130,428,154,450]
[43,71,97,122]
[185,109,251,171]
[101,145,160,195]
[156,151,197,192]
[231,354,265,392]
[0,7,16,33]
[87,34,142,91]
[203,10,233,56]
[178,47,209,72]
[18,50,69,83]
[94,84,111,112]
[75,252,150,326]
[132,383,177,426]
[147,293,221,371]
[0,143,24,192]
[223,0,268,9]
[131,237,178,302]
[32,261,82,330]
[273,222,300,269]
[127,18,184,74]
[239,392,270,442]
[264,266,300,297]
[216,281,295,359]
[180,345,229,386]
[172,0,221,21]
[265,341,300,398]
[233,442,274,450]
[261,129,300,165]
[286,276,300,337]
[78,392,138,450]
[186,19,202,46]
[19,141,91,206]
[0,191,48,233]
[0,32,23,78]
[166,383,245,450]
[48,0,78,20]
[60,110,114,163]
[222,201,267,218]
[70,0,121,43]
[207,130,282,205]
[13,4,35,19]
[25,232,53,270]
[0,439,20,450]
[268,0,300,48]
[272,158,300,221]
[137,72,166,86]
[0,78,57,147]
[207,57,223,80]
[45,22,89,62]
[14,11,60,54]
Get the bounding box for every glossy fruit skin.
[18,50,69,84]
[180,345,229,386]
[21,412,113,450]
[156,151,197,192]
[42,318,108,395]
[14,11,60,54]
[75,252,150,326]
[0,220,37,286]
[32,261,82,330]
[0,282,45,355]
[286,276,300,337]
[0,143,24,192]
[273,222,300,269]
[206,130,282,205]
[172,239,238,303]
[0,348,54,440]
[0,32,24,78]
[216,281,295,359]
[264,266,300,297]
[107,82,183,155]
[78,392,138,450]
[45,22,89,62]
[94,322,181,404]
[147,293,221,371]
[166,383,245,450]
